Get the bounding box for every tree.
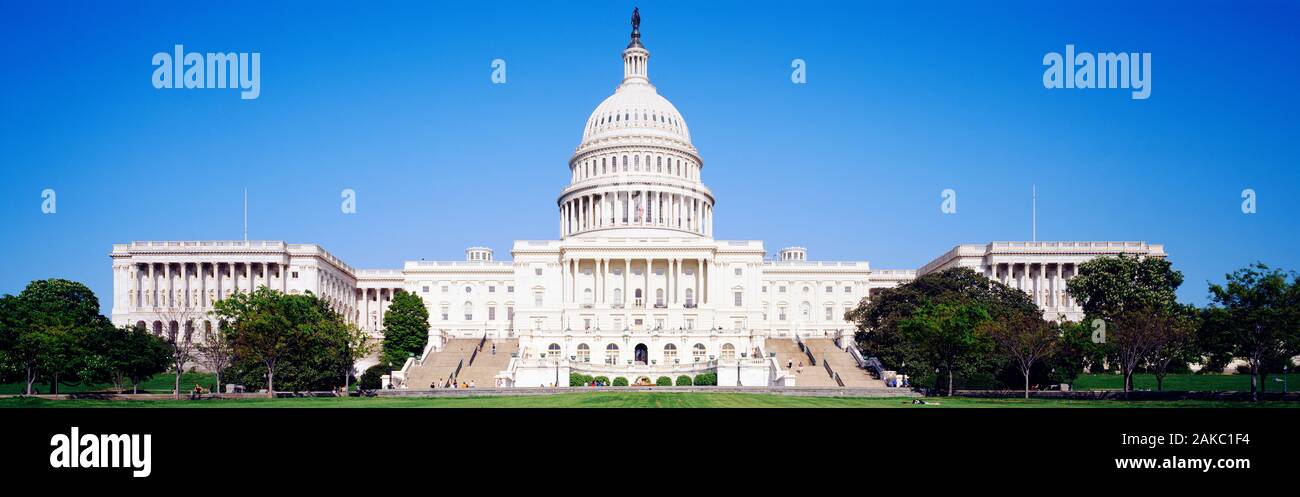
[340,323,375,394]
[381,291,429,366]
[212,288,294,398]
[1145,305,1200,391]
[1205,263,1300,401]
[121,325,170,394]
[1066,254,1183,321]
[155,307,199,399]
[79,323,169,394]
[213,288,355,396]
[3,280,107,394]
[195,322,234,394]
[897,302,992,396]
[847,267,1038,381]
[981,313,1057,398]
[1108,307,1168,396]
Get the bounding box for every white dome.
[580,84,692,148]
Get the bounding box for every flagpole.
[1031,184,1037,242]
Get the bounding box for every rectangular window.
[779,286,786,293]
[844,286,852,293]
[734,268,742,276]
[422,286,430,293]
[507,286,514,293]
[507,307,514,320]
[441,286,448,293]
[489,286,495,293]
[489,307,496,321]
[534,292,544,306]
[734,291,743,307]
[291,272,299,279]
[779,308,787,321]
[441,309,449,321]
[825,286,833,293]
[534,268,543,276]
[825,307,833,320]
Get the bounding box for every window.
[634,289,643,307]
[605,343,620,365]
[693,343,707,362]
[534,268,543,276]
[779,286,786,293]
[441,306,449,321]
[507,306,514,321]
[801,302,811,320]
[825,307,833,321]
[489,306,497,321]
[534,291,544,306]
[547,343,561,360]
[762,286,767,293]
[663,343,677,363]
[577,343,591,363]
[613,288,623,304]
[826,286,833,293]
[507,286,514,293]
[422,286,430,293]
[779,307,787,321]
[489,286,495,293]
[685,319,695,329]
[734,268,743,276]
[465,286,472,293]
[291,271,299,279]
[684,288,694,307]
[441,286,448,292]
[721,343,736,362]
[844,286,852,293]
[734,291,743,307]
[463,302,473,321]
[656,289,664,307]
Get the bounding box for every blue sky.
[1,0,1297,311]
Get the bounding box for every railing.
[823,360,844,387]
[795,336,817,366]
[445,358,464,388]
[467,333,487,368]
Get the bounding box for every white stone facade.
[107,25,1167,385]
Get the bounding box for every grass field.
[1073,373,1300,392]
[1,392,1296,408]
[0,372,217,395]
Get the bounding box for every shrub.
[358,364,391,390]
[675,375,693,386]
[612,377,628,387]
[655,376,672,386]
[593,376,610,386]
[570,373,594,387]
[693,372,717,386]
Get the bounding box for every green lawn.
[1073,373,1300,392]
[2,392,1296,408]
[0,372,217,395]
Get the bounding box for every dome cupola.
[558,9,715,240]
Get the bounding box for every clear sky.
[1,0,1297,312]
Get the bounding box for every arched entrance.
[634,343,648,365]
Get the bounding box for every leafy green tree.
[1146,305,1201,391]
[980,313,1057,398]
[214,288,356,396]
[2,279,108,394]
[897,302,992,396]
[1066,254,1183,321]
[195,323,234,393]
[1204,263,1300,401]
[1045,321,1102,385]
[381,291,429,366]
[78,323,170,394]
[340,323,375,393]
[847,267,1037,380]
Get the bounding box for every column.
[643,258,651,307]
[694,258,702,306]
[1035,263,1044,306]
[623,259,630,306]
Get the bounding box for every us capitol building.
[108,13,1165,388]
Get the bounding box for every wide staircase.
[455,340,517,387]
[802,338,885,388]
[403,338,495,388]
[765,339,837,387]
